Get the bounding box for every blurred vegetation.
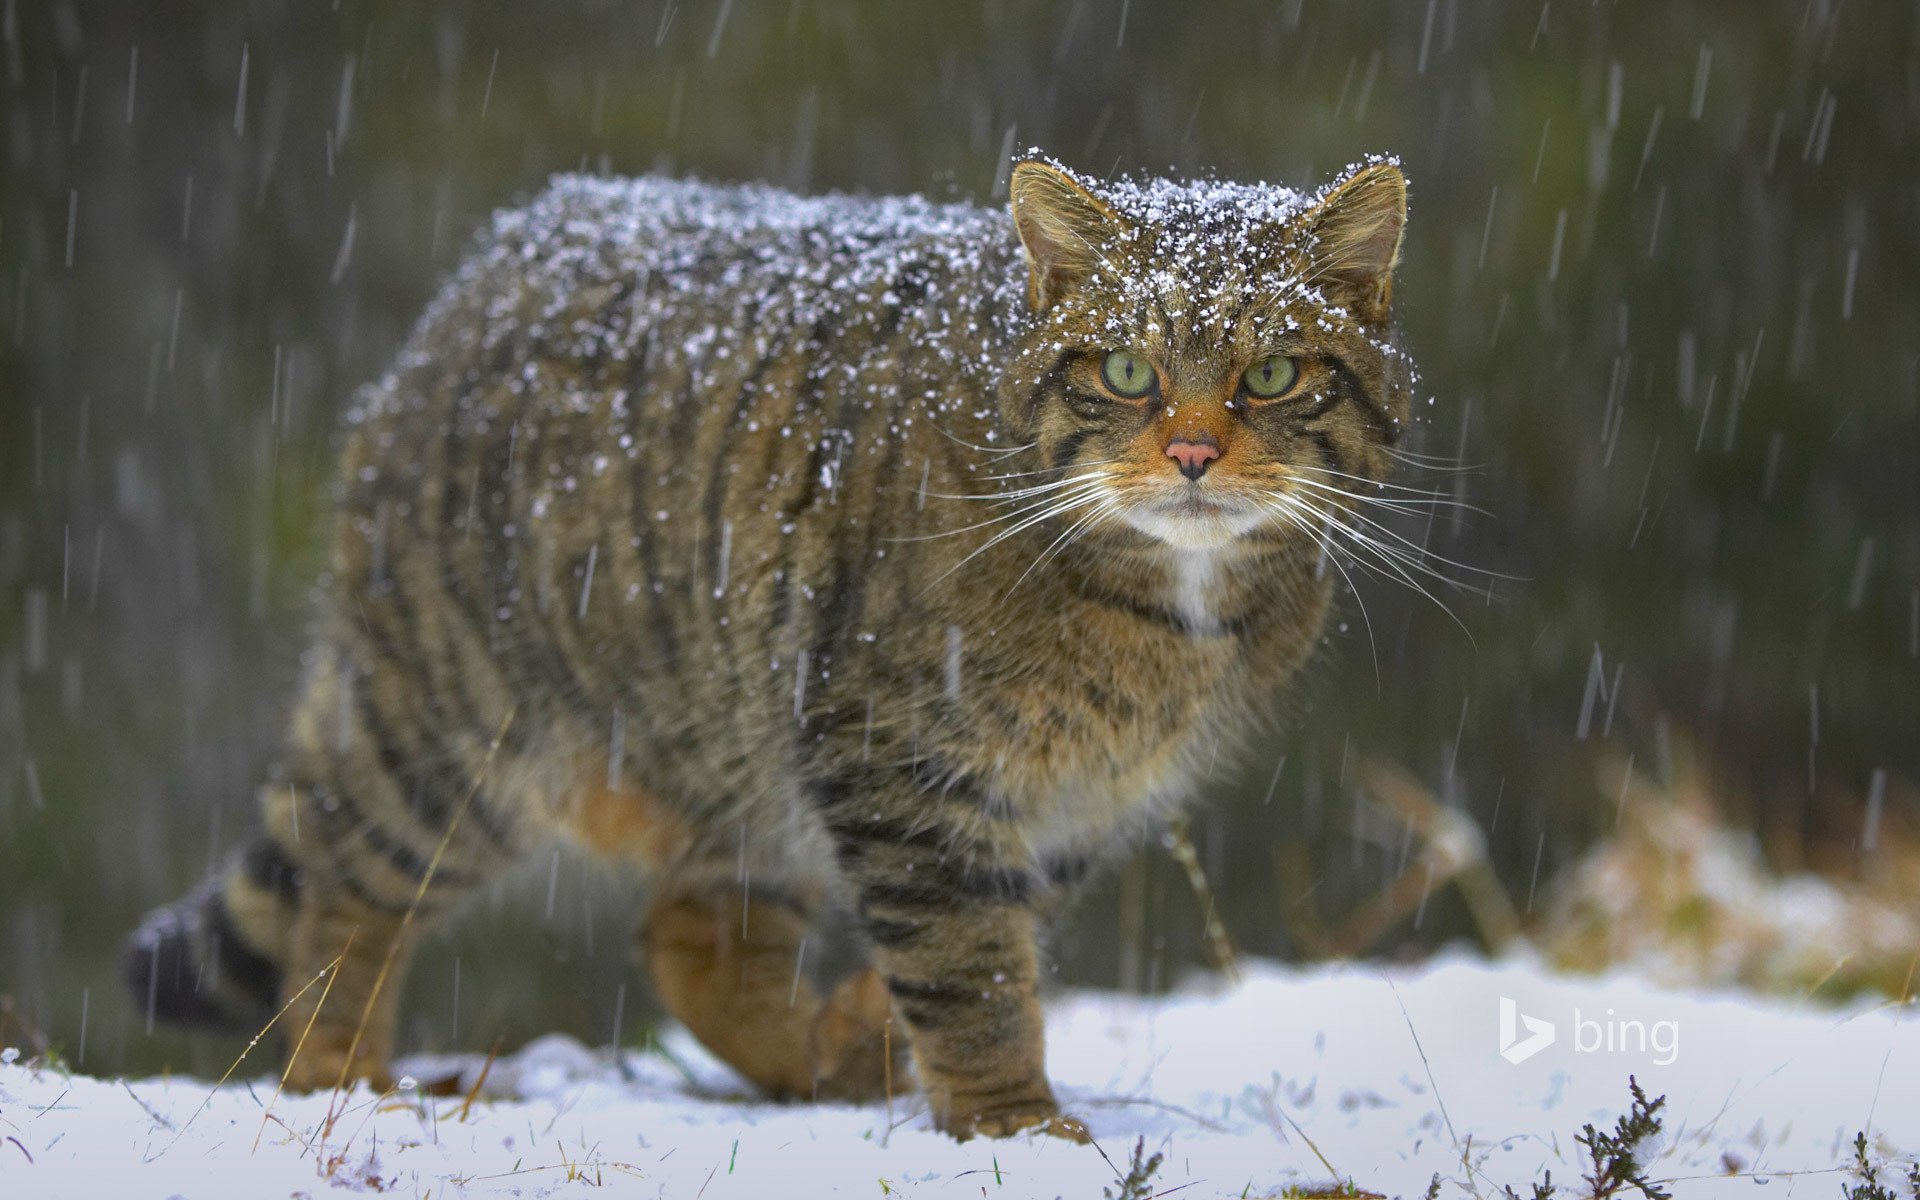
[0,0,1914,1077]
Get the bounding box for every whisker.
[1316,510,1484,599]
[930,423,1032,459]
[1286,488,1518,582]
[1290,461,1474,500]
[919,469,1117,505]
[1268,494,1480,644]
[1005,498,1117,598]
[919,485,1110,591]
[1274,470,1511,582]
[1284,473,1491,518]
[976,457,1123,484]
[1266,500,1382,688]
[1282,474,1489,518]
[1385,445,1478,470]
[891,476,1112,542]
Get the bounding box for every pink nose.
[1166,438,1221,480]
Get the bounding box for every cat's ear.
[1009,161,1127,312]
[1298,162,1407,324]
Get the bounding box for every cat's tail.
[122,834,302,1032]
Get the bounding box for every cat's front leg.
[815,768,1089,1141]
[876,899,1086,1140]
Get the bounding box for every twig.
[260,1110,317,1157]
[453,1157,647,1185]
[1274,841,1337,957]
[330,1077,405,1171]
[1340,763,1522,955]
[28,1086,69,1120]
[120,1080,175,1131]
[1866,953,1919,1138]
[1165,816,1241,983]
[1081,1093,1231,1133]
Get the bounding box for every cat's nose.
[1165,437,1220,481]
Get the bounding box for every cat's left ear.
[1009,160,1128,311]
[1299,161,1407,324]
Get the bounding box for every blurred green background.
[1,0,1915,1078]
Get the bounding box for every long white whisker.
[935,493,1104,584]
[920,485,1110,590]
[1315,508,1481,599]
[920,469,1117,505]
[893,477,1111,542]
[1273,494,1479,642]
[1005,498,1117,598]
[1385,446,1479,471]
[1267,500,1382,688]
[1274,493,1474,623]
[1284,473,1491,517]
[1286,487,1517,581]
[976,457,1124,483]
[1291,461,1475,500]
[930,423,1032,459]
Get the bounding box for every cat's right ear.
[1009,161,1126,312]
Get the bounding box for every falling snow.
[4,5,1917,1195]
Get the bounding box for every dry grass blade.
[1250,1082,1344,1182]
[256,943,351,1154]
[880,1014,895,1147]
[136,952,345,1161]
[455,1038,505,1123]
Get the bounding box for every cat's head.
[998,154,1413,552]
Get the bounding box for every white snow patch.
[2,955,1914,1198]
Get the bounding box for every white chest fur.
[1170,549,1220,633]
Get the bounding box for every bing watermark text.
[1499,997,1680,1066]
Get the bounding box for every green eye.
[1243,355,1299,399]
[1100,350,1156,397]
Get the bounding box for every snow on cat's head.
[999,152,1415,552]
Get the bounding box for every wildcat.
[125,151,1412,1141]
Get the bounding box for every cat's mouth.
[1120,486,1268,547]
[1160,493,1238,520]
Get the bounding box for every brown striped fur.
[125,154,1412,1140]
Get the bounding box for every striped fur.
[125,154,1413,1139]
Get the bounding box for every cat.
[124,150,1412,1141]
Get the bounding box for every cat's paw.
[808,969,909,1102]
[952,1101,1092,1143]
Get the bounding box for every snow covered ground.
[1,954,1913,1198]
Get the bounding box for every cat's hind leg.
[266,641,527,1093]
[638,871,902,1102]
